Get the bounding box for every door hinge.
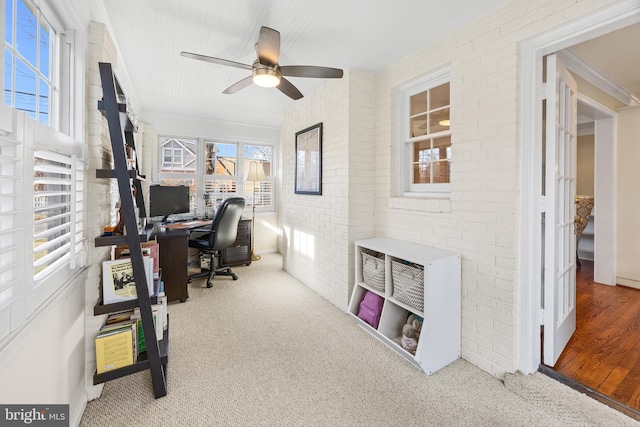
[540,82,548,100]
[540,195,546,213]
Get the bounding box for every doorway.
[520,0,640,379]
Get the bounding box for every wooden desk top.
[162,219,212,230]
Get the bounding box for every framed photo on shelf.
[295,122,322,195]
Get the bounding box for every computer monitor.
[149,185,190,223]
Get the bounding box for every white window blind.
[244,180,272,208]
[33,149,83,281]
[204,179,239,210]
[0,108,85,347]
[0,132,24,341]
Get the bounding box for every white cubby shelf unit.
[348,237,461,374]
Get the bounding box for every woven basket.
[391,260,424,311]
[362,251,385,292]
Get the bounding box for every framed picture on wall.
[295,122,323,195]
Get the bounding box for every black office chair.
[187,197,245,287]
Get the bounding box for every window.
[0,0,81,348]
[244,144,273,209]
[4,0,57,126]
[157,137,275,218]
[399,68,451,194]
[0,109,85,346]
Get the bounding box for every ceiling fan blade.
[280,65,344,79]
[180,51,252,71]
[256,26,280,66]
[277,77,303,100]
[223,76,253,94]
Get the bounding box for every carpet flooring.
[80,253,638,426]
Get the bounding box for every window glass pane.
[410,115,427,138]
[16,0,37,67]
[429,107,449,133]
[430,83,450,110]
[15,57,36,118]
[432,136,451,183]
[206,142,236,176]
[5,0,13,45]
[245,144,272,176]
[4,49,13,106]
[38,78,48,125]
[411,136,451,185]
[410,90,427,116]
[159,137,196,173]
[38,18,49,78]
[412,139,433,184]
[204,141,216,175]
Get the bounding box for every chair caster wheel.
[232,275,238,280]
[206,282,213,288]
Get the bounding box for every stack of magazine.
[95,288,167,374]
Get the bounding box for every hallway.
[549,261,640,418]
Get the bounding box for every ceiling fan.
[180,26,343,100]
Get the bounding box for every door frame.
[519,0,640,374]
[577,96,616,286]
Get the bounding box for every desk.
[155,220,211,303]
[154,219,251,302]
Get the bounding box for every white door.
[543,54,578,366]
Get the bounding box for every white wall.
[616,106,640,287]
[577,134,595,197]
[279,0,620,377]
[0,260,88,427]
[279,69,375,309]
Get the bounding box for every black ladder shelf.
[93,62,167,398]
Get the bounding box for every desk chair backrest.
[208,197,245,250]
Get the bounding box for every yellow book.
[95,325,135,374]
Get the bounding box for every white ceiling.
[100,1,640,130]
[100,0,507,128]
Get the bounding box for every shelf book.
[95,323,135,374]
[102,256,154,304]
[115,241,159,279]
[96,304,166,372]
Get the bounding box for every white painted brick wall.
[280,69,375,309]
[84,21,121,400]
[372,0,615,377]
[280,0,615,378]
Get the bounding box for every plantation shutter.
[0,132,26,341]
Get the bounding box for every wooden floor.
[551,260,640,412]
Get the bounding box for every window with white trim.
[399,68,451,194]
[0,109,85,346]
[0,1,81,348]
[4,0,58,127]
[157,137,274,218]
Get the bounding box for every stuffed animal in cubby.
[401,314,423,355]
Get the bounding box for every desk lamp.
[244,160,267,261]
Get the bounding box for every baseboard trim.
[538,364,640,422]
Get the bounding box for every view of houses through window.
[158,137,274,217]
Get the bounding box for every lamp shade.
[245,160,267,182]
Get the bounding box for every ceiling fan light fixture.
[439,119,451,127]
[252,66,280,88]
